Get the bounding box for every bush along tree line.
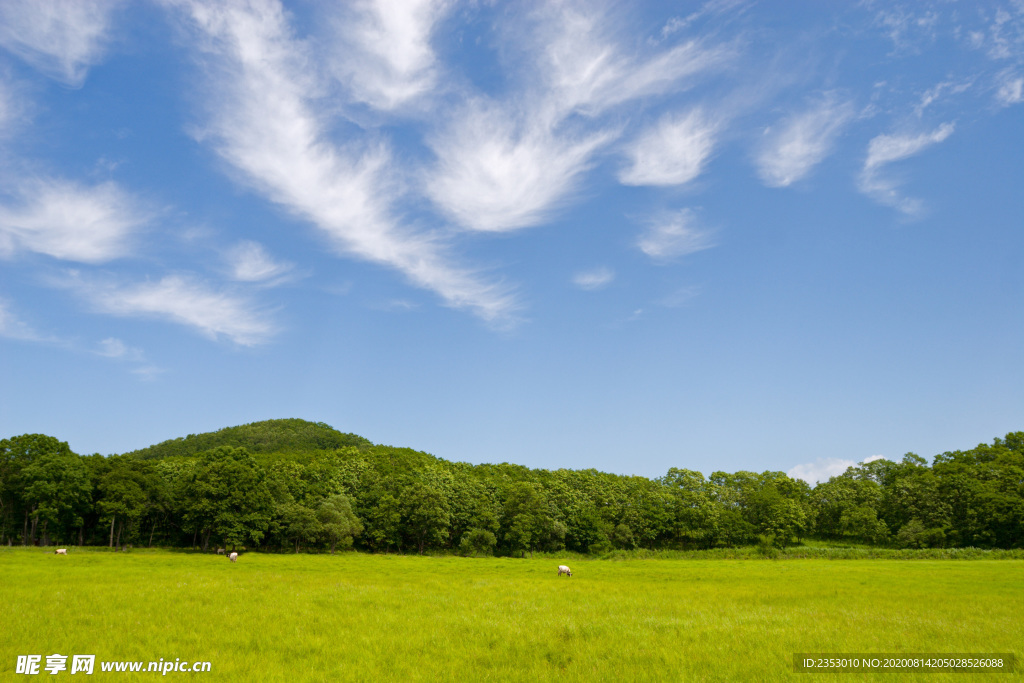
[1,420,1022,555]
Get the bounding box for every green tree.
[317,494,363,553]
[178,447,274,550]
[402,481,451,554]
[20,448,91,546]
[501,481,563,557]
[459,528,497,556]
[282,504,321,553]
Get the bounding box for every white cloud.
[0,297,43,341]
[657,285,700,307]
[789,454,888,484]
[167,0,516,322]
[857,122,955,216]
[426,101,614,232]
[0,74,22,138]
[788,457,855,484]
[426,1,732,234]
[534,3,732,118]
[131,365,166,381]
[971,6,1024,61]
[95,336,145,362]
[0,0,120,87]
[225,240,292,283]
[756,94,855,187]
[69,272,275,346]
[572,267,614,291]
[637,209,715,261]
[328,0,451,111]
[619,109,717,187]
[996,69,1024,105]
[0,178,147,263]
[914,79,973,116]
[873,6,939,52]
[658,0,747,42]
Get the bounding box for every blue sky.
[1,0,1022,483]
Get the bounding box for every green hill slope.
[123,418,372,459]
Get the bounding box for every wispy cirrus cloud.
[426,100,615,232]
[0,297,45,341]
[756,93,855,188]
[0,73,23,138]
[95,336,143,361]
[619,109,717,187]
[427,1,733,233]
[968,5,1024,61]
[0,0,121,87]
[572,266,615,291]
[857,122,955,216]
[224,240,293,284]
[0,178,148,263]
[996,68,1024,105]
[95,336,163,379]
[533,3,733,118]
[166,0,516,322]
[637,209,715,261]
[328,0,451,111]
[66,271,275,346]
[872,5,939,52]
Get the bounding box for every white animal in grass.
[229,552,238,563]
[55,549,67,555]
[557,565,572,577]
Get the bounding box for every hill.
[123,418,372,459]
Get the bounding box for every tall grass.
[2,548,1020,681]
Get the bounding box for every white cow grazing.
[55,549,67,555]
[557,565,571,577]
[229,552,238,563]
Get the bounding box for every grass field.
[1,548,1020,681]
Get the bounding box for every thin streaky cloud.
[657,285,700,308]
[95,336,145,362]
[428,2,732,234]
[756,93,855,188]
[0,178,147,263]
[0,297,44,341]
[225,240,293,283]
[996,69,1024,105]
[620,108,717,187]
[658,0,748,41]
[969,5,1024,61]
[0,73,23,138]
[572,267,615,291]
[168,0,516,322]
[0,0,121,87]
[858,122,955,216]
[131,365,166,381]
[328,0,451,111]
[914,79,973,117]
[638,209,715,261]
[426,100,615,232]
[68,272,276,346]
[535,2,734,118]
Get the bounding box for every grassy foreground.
[1,548,1020,681]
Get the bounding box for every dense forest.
[1,419,1022,554]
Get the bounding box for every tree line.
[1,420,1021,554]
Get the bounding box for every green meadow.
[2,549,1020,681]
